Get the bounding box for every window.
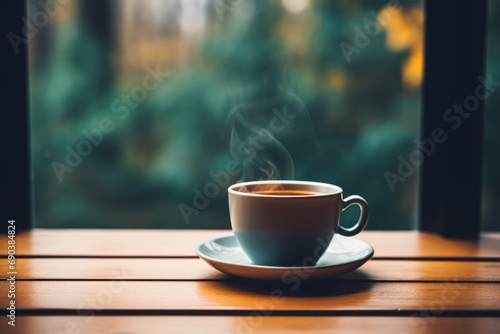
[27,0,496,232]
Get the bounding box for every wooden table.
[1,230,499,333]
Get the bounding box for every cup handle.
[337,195,369,237]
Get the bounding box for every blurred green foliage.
[29,0,499,230]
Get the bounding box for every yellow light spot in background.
[403,42,423,88]
[380,6,424,88]
[327,69,346,92]
[50,0,77,24]
[276,7,316,61]
[281,0,310,14]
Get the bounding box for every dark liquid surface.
[250,190,322,196]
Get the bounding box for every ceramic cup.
[228,180,369,266]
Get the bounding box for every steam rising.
[227,61,320,183]
[229,104,294,181]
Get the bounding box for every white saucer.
[196,235,374,280]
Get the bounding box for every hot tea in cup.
[228,180,369,266]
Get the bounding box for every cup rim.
[228,180,343,198]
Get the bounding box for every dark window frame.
[419,0,486,239]
[3,0,31,233]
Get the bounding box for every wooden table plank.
[1,230,499,259]
[2,258,499,282]
[0,229,231,258]
[2,316,499,334]
[1,281,498,313]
